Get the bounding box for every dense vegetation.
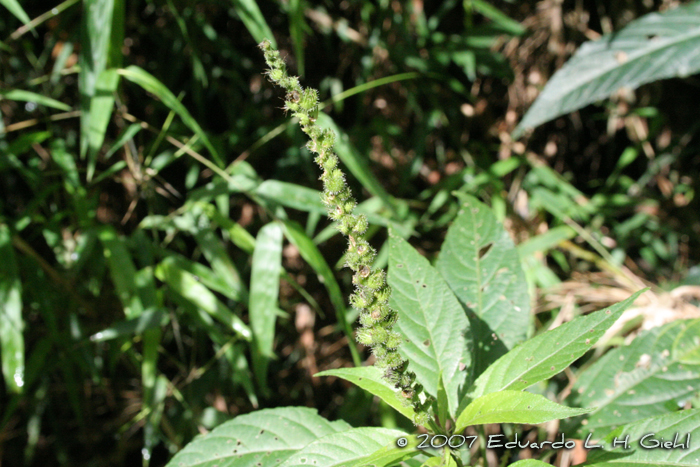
[1,1,699,466]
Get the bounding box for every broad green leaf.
[279,427,407,467]
[436,194,530,376]
[515,1,700,136]
[315,366,416,422]
[455,390,592,433]
[155,257,251,339]
[165,407,351,467]
[388,233,471,416]
[465,290,644,404]
[516,225,576,258]
[1,89,71,111]
[586,409,700,467]
[1,0,31,25]
[117,66,220,164]
[249,222,284,388]
[90,309,169,342]
[229,0,276,47]
[0,225,24,393]
[568,318,700,439]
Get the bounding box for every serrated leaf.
[117,66,220,164]
[1,89,71,111]
[455,390,592,432]
[165,407,350,467]
[0,224,24,393]
[315,366,416,422]
[436,194,530,377]
[155,257,251,339]
[586,409,700,467]
[465,290,644,405]
[568,318,700,439]
[280,427,407,467]
[388,233,471,416]
[515,1,700,136]
[250,222,284,388]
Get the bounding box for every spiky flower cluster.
[259,39,423,408]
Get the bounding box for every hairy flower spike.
[259,39,422,420]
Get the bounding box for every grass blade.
[1,89,71,111]
[249,222,284,390]
[118,66,221,165]
[282,220,360,365]
[79,0,115,158]
[0,225,24,393]
[229,0,277,47]
[1,0,31,25]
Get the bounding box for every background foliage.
[1,0,699,466]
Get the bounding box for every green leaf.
[436,194,530,376]
[1,89,71,111]
[86,68,120,179]
[279,427,407,467]
[99,227,154,318]
[1,0,31,25]
[471,0,525,36]
[315,366,417,422]
[165,407,351,467]
[80,0,115,158]
[346,435,421,467]
[229,0,276,47]
[388,233,471,416]
[155,257,251,340]
[255,180,326,215]
[586,409,700,467]
[465,290,645,404]
[455,390,592,432]
[515,1,700,136]
[193,228,247,303]
[509,460,555,467]
[0,225,24,393]
[568,318,700,439]
[249,222,284,388]
[90,309,169,342]
[117,66,220,164]
[281,220,359,364]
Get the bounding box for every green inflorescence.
[259,40,428,417]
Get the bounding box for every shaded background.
[1,0,699,465]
